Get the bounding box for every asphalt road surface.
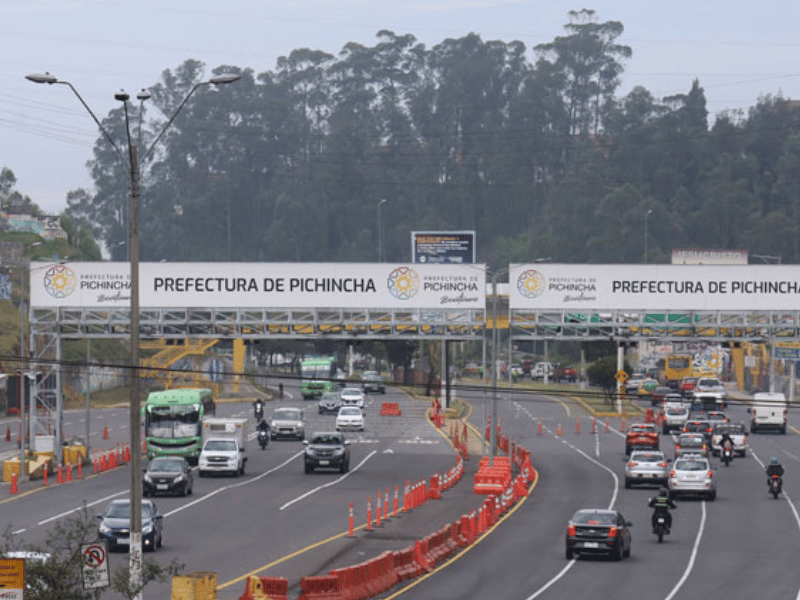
[2,380,800,600]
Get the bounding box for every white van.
[748,392,787,434]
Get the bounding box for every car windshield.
[342,388,361,396]
[668,407,688,415]
[204,440,236,452]
[339,407,360,416]
[274,409,300,420]
[311,434,343,445]
[572,511,616,525]
[106,503,153,519]
[631,425,653,433]
[675,460,708,471]
[680,437,703,446]
[148,458,183,472]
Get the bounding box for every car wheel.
[305,463,313,474]
[612,543,623,561]
[240,461,246,476]
[624,478,631,489]
[181,483,188,497]
[625,445,631,455]
[707,490,716,501]
[624,542,631,558]
[187,481,193,495]
[565,546,573,560]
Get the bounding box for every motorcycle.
[653,514,670,543]
[721,444,734,467]
[254,401,264,421]
[769,474,782,499]
[258,428,269,450]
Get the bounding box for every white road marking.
[38,490,128,526]
[663,501,706,600]
[279,450,378,510]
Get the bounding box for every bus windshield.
[301,363,333,379]
[146,403,201,439]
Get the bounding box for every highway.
[2,380,800,600]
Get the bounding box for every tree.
[1,505,182,600]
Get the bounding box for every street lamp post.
[27,71,240,600]
[378,199,388,262]
[644,209,653,264]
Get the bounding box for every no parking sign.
[81,542,109,589]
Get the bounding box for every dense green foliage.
[11,10,800,268]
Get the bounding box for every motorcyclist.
[718,430,734,456]
[254,399,264,420]
[766,456,784,487]
[648,487,677,533]
[257,419,270,443]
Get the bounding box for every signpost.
[81,542,109,590]
[411,231,475,264]
[0,558,24,600]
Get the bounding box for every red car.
[625,423,659,455]
[679,377,698,397]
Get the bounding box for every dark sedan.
[97,499,163,552]
[565,508,632,561]
[143,456,194,497]
[303,432,350,474]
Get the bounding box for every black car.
[303,432,350,474]
[97,499,163,552]
[143,456,194,497]
[565,508,632,561]
[362,373,385,394]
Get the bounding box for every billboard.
[412,231,475,264]
[509,263,800,311]
[29,263,486,310]
[671,249,748,265]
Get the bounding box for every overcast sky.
[2,0,799,214]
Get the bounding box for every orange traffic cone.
[10,473,18,494]
[102,424,109,440]
[5,425,9,442]
[575,417,581,434]
[66,464,72,482]
[557,423,562,436]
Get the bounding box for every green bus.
[143,388,216,463]
[300,357,338,400]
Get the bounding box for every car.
[679,377,699,397]
[662,403,689,434]
[637,377,659,399]
[554,365,577,383]
[142,456,193,497]
[652,386,673,407]
[362,372,386,394]
[340,387,365,410]
[96,499,163,552]
[695,377,724,394]
[706,411,728,426]
[674,433,708,459]
[625,450,669,488]
[624,374,644,395]
[625,423,659,455]
[303,431,351,473]
[336,406,365,432]
[269,407,305,440]
[668,455,716,500]
[710,422,747,456]
[683,419,714,443]
[318,391,342,414]
[565,508,632,560]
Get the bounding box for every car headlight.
[144,474,152,483]
[98,523,111,534]
[174,474,185,483]
[142,523,152,534]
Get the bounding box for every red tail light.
[658,461,667,467]
[670,469,676,478]
[567,525,576,536]
[675,445,681,452]
[608,526,619,538]
[628,461,637,467]
[707,470,713,478]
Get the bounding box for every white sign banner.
[30,263,486,310]
[509,263,800,311]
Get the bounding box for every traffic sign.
[0,558,24,600]
[615,370,628,383]
[81,542,109,589]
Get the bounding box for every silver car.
[625,450,669,488]
[340,387,365,410]
[668,455,716,500]
[269,407,305,440]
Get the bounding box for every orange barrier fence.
[238,575,289,600]
[379,402,402,416]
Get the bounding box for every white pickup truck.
[710,422,747,456]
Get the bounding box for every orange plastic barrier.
[297,575,343,600]
[392,546,424,581]
[238,575,289,600]
[379,402,402,416]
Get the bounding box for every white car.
[336,406,364,432]
[340,387,365,410]
[668,454,716,500]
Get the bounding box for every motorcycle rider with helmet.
[767,456,784,489]
[648,487,677,533]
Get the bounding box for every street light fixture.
[644,209,653,264]
[378,198,388,262]
[27,70,240,600]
